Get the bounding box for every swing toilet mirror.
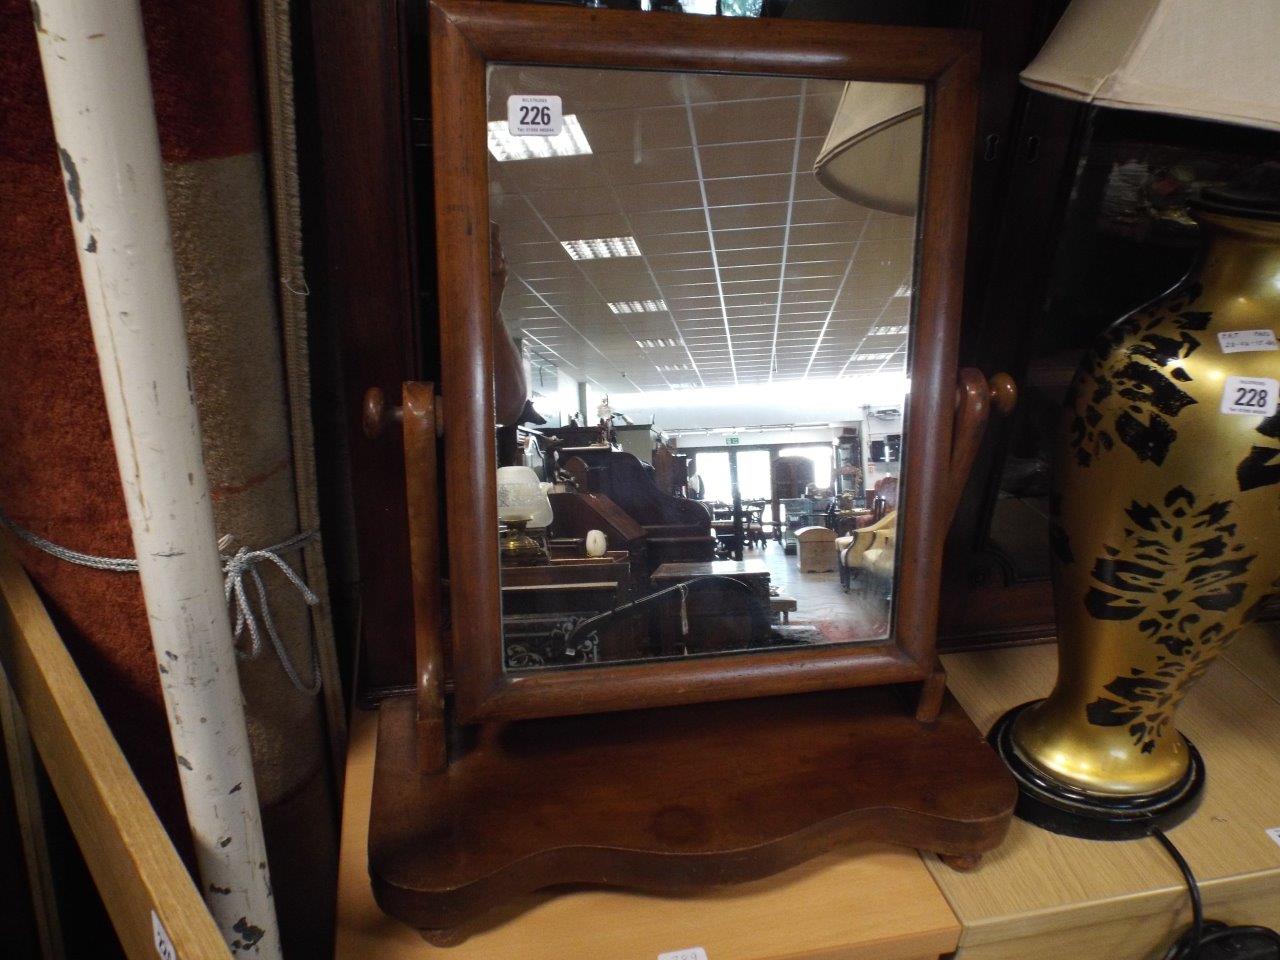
[427,0,998,725]
[361,3,1019,934]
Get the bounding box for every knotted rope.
[0,511,322,695]
[220,531,321,695]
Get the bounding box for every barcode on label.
[1218,329,1278,354]
[1221,376,1279,416]
[658,949,708,960]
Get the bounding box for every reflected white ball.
[585,529,607,557]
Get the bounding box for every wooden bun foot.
[938,852,983,872]
[418,927,467,947]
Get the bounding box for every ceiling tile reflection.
[487,66,921,393]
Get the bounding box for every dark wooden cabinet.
[296,0,423,696]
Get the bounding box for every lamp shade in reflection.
[1020,0,1280,132]
[812,82,924,216]
[496,466,554,528]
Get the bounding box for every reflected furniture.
[651,559,773,653]
[780,496,829,553]
[741,505,756,542]
[771,456,816,543]
[838,510,899,593]
[869,434,903,463]
[743,504,767,548]
[796,525,839,574]
[650,443,688,497]
[833,507,874,535]
[834,428,866,496]
[500,553,634,667]
[562,449,717,573]
[711,520,741,558]
[546,491,647,574]
[771,594,798,624]
[613,422,660,462]
[863,475,900,525]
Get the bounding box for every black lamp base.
[987,701,1205,841]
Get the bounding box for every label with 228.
[1221,376,1279,416]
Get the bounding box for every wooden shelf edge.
[0,534,229,960]
[934,864,1280,949]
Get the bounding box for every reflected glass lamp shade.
[496,466,554,529]
[812,82,924,216]
[993,0,1280,841]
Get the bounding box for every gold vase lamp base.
[988,702,1204,841]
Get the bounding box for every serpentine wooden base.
[368,686,1015,934]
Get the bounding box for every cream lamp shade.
[812,81,925,216]
[1020,0,1280,132]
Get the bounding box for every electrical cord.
[1154,828,1280,960]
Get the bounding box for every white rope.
[221,531,321,695]
[0,511,322,695]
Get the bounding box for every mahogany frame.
[429,0,981,724]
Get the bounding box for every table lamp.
[988,0,1280,839]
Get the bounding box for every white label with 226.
[1221,376,1279,417]
[507,95,563,137]
[658,949,708,960]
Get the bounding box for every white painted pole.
[29,1,282,955]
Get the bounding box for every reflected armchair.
[852,475,898,529]
[836,510,897,593]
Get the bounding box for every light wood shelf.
[930,626,1280,960]
[335,627,1280,960]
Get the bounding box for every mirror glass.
[486,64,922,672]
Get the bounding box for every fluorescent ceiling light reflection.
[852,352,895,361]
[487,115,592,161]
[871,324,907,335]
[635,337,682,349]
[893,282,913,298]
[608,373,909,412]
[561,236,641,260]
[608,299,667,314]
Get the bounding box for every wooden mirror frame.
[430,0,981,724]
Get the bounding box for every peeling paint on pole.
[29,0,282,955]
